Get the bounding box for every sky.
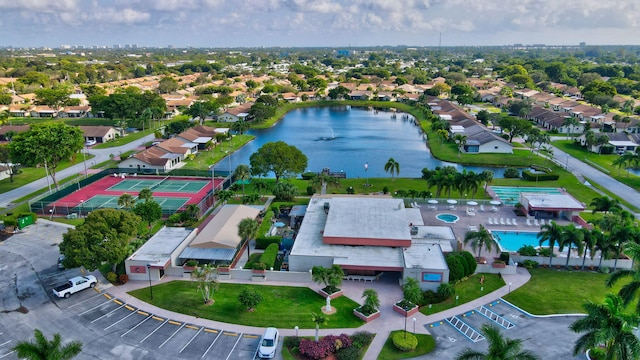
[2,0,640,48]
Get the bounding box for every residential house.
[280,92,301,103]
[156,137,198,158]
[461,124,513,154]
[59,106,91,118]
[79,126,118,144]
[348,90,372,100]
[119,146,182,173]
[218,102,253,123]
[175,127,213,150]
[29,106,57,118]
[0,125,29,141]
[8,105,29,117]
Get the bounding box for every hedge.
[522,170,559,181]
[257,211,274,237]
[445,253,465,282]
[459,251,477,276]
[255,236,282,250]
[392,331,418,352]
[258,243,279,269]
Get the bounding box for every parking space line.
[179,327,203,354]
[201,330,222,358]
[0,350,15,359]
[159,323,185,349]
[224,332,243,360]
[203,329,218,334]
[78,299,115,316]
[67,292,107,309]
[105,306,140,330]
[121,313,153,337]
[140,318,168,344]
[0,340,11,347]
[91,303,126,323]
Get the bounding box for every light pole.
[147,264,153,300]
[79,200,84,217]
[428,304,432,314]
[508,282,512,299]
[455,295,459,306]
[364,162,369,187]
[294,326,299,337]
[404,316,408,338]
[82,145,88,178]
[412,317,416,333]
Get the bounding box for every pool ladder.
[445,316,485,342]
[476,305,517,329]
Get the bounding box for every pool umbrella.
[427,200,438,204]
[467,201,478,206]
[489,200,502,206]
[447,199,457,205]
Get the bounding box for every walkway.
[105,268,530,359]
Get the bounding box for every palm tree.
[215,189,233,204]
[311,173,340,195]
[590,196,622,214]
[237,217,259,259]
[138,188,153,202]
[480,170,494,193]
[607,242,640,314]
[456,324,539,360]
[610,224,637,272]
[559,224,584,268]
[613,152,639,177]
[360,288,380,314]
[580,228,596,270]
[437,129,449,144]
[464,225,497,259]
[117,193,135,210]
[12,329,82,360]
[570,294,640,360]
[311,312,327,342]
[453,133,467,156]
[537,221,563,266]
[563,116,580,140]
[233,164,251,196]
[384,158,400,180]
[231,119,250,134]
[185,204,200,220]
[252,178,269,196]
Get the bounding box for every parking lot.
[68,291,261,359]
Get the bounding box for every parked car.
[258,327,279,359]
[85,139,97,146]
[52,275,97,298]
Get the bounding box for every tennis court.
[107,177,209,193]
[76,195,190,213]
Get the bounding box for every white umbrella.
[427,199,438,204]
[467,201,478,206]
[447,199,457,205]
[490,200,502,205]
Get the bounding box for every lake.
[213,106,513,178]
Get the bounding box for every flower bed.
[318,287,343,300]
[393,300,419,317]
[353,307,380,322]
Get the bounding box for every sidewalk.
[103,267,531,359]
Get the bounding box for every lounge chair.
[500,218,505,225]
[491,206,499,212]
[466,209,476,217]
[512,218,518,226]
[534,219,539,226]
[526,218,532,226]
[494,217,499,225]
[540,219,546,226]
[488,218,494,225]
[479,204,485,212]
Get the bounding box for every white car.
[257,327,279,358]
[85,139,97,146]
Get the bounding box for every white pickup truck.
[52,275,98,298]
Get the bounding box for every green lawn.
[0,155,92,195]
[129,281,364,328]
[377,331,436,360]
[421,274,505,315]
[93,128,156,149]
[508,268,633,315]
[181,134,254,170]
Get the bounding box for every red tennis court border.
[49,175,223,216]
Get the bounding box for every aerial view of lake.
[213,106,511,178]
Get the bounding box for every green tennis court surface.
[107,178,209,193]
[75,195,189,212]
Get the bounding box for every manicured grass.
[421,274,505,315]
[0,155,91,194]
[129,281,364,328]
[181,134,255,170]
[377,331,436,360]
[93,128,156,149]
[583,176,639,212]
[508,268,633,315]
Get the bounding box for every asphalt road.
[0,134,156,209]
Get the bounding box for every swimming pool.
[491,186,562,205]
[492,230,548,252]
[436,213,459,223]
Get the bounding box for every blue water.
[493,231,547,252]
[491,186,562,205]
[214,107,517,178]
[436,213,460,223]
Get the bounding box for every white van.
[257,327,279,358]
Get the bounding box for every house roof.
[79,126,116,137]
[0,125,29,135]
[156,137,193,154]
[225,102,253,116]
[133,146,171,166]
[189,205,261,249]
[127,227,196,267]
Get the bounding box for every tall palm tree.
[563,116,580,140]
[570,294,640,360]
[537,221,564,266]
[456,324,539,360]
[609,224,637,272]
[559,224,584,268]
[607,242,640,313]
[185,204,200,220]
[232,164,251,196]
[480,170,494,193]
[612,152,639,177]
[453,133,467,156]
[464,225,497,259]
[384,158,400,180]
[117,193,135,210]
[237,217,259,259]
[580,228,596,270]
[12,329,82,360]
[138,188,153,202]
[310,312,327,342]
[436,129,449,144]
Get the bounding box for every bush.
[284,336,301,349]
[503,167,520,178]
[518,245,537,256]
[601,145,614,154]
[437,282,455,299]
[119,274,129,284]
[523,260,539,269]
[392,331,418,352]
[395,299,417,311]
[258,243,279,269]
[459,251,477,276]
[3,216,16,227]
[499,252,510,263]
[382,186,389,194]
[599,266,610,274]
[335,346,359,360]
[255,236,282,250]
[301,172,315,180]
[538,248,553,257]
[522,170,559,181]
[346,186,354,194]
[299,334,352,360]
[106,272,118,283]
[307,186,314,195]
[445,254,465,282]
[350,332,375,350]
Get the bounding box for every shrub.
[299,334,352,360]
[346,186,354,194]
[284,336,301,349]
[255,236,282,250]
[522,170,559,181]
[258,243,279,269]
[382,186,389,194]
[499,252,510,263]
[518,245,537,256]
[301,172,315,180]
[538,248,553,257]
[252,262,266,270]
[599,266,610,274]
[106,272,118,283]
[350,332,375,349]
[523,260,539,269]
[307,186,314,195]
[185,259,198,266]
[459,251,477,276]
[392,331,418,352]
[445,254,464,282]
[238,289,263,310]
[3,216,16,227]
[335,346,359,360]
[437,282,455,299]
[601,145,614,154]
[119,274,129,284]
[395,299,417,311]
[503,167,520,178]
